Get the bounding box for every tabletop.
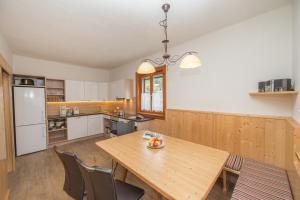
[96,131,229,200]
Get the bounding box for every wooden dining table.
[96,131,229,200]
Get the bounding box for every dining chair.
[76,158,144,200]
[54,146,85,200]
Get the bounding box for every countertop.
[48,112,154,122]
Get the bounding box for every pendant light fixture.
[137,3,202,74]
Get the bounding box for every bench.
[231,158,293,200]
[222,154,244,192]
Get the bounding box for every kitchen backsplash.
[122,98,136,115]
[47,101,124,116]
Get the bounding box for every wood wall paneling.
[143,109,287,169]
[240,117,265,162]
[215,115,241,154]
[264,119,286,168]
[140,109,300,199]
[285,119,300,200]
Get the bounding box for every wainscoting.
[137,109,300,199]
[139,109,287,167]
[286,119,300,200]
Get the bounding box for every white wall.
[13,55,110,82]
[110,6,294,117]
[293,0,300,122]
[0,33,12,65]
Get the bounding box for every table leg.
[222,170,227,193]
[112,160,118,176]
[155,192,163,200]
[122,168,128,182]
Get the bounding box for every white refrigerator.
[14,87,47,156]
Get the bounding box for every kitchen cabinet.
[87,115,104,136]
[65,79,133,101]
[67,116,88,140]
[65,80,85,101]
[66,80,99,101]
[84,81,99,101]
[109,79,133,100]
[98,82,109,101]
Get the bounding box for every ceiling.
[0,0,291,69]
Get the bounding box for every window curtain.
[152,91,163,112]
[141,93,151,111]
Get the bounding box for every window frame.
[136,65,166,119]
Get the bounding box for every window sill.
[137,111,165,120]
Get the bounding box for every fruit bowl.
[147,137,165,149]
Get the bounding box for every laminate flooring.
[8,136,237,200]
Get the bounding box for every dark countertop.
[48,112,154,122]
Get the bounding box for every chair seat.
[115,180,145,200]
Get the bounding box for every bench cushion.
[231,159,293,200]
[225,154,244,172]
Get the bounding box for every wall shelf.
[47,87,64,90]
[249,91,298,96]
[47,117,67,145]
[46,79,65,102]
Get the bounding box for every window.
[136,66,166,119]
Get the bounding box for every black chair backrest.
[76,158,117,200]
[54,146,85,200]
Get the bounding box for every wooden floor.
[8,136,237,200]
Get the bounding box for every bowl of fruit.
[147,137,165,149]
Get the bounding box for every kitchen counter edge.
[47,112,154,122]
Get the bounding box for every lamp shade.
[137,61,156,74]
[179,54,202,69]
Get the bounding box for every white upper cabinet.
[109,80,119,100]
[109,79,133,100]
[65,80,85,102]
[98,82,109,101]
[84,81,99,101]
[65,79,133,102]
